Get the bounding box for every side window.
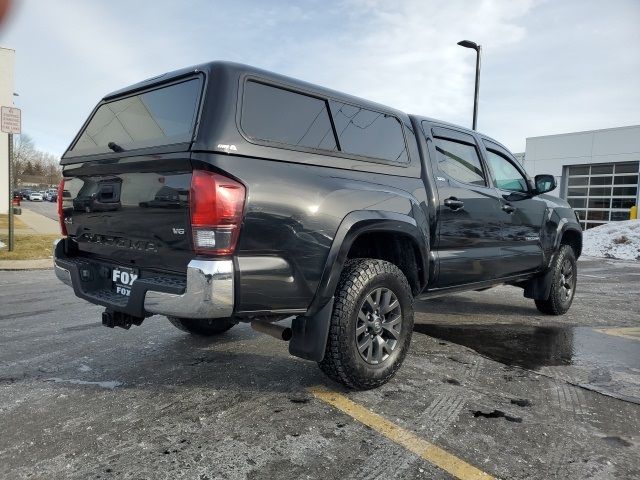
[241,81,337,151]
[485,150,529,192]
[329,101,408,162]
[433,138,486,186]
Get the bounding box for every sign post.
[1,106,21,252]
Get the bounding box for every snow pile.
[582,220,640,260]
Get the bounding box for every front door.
[482,141,547,276]
[425,126,505,288]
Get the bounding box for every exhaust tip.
[251,319,292,342]
[281,328,293,341]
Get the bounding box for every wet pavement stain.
[414,322,640,404]
[601,436,632,448]
[443,378,461,385]
[472,409,523,423]
[413,323,640,371]
[414,323,574,369]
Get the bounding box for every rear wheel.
[534,245,577,315]
[167,317,236,336]
[318,259,414,390]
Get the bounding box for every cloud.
[0,0,638,157]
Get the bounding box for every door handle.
[502,203,516,214]
[444,197,464,210]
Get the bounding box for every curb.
[0,258,53,271]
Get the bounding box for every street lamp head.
[457,40,479,50]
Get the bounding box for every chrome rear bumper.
[53,239,234,319]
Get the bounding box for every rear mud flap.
[289,297,334,362]
[523,268,554,300]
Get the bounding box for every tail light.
[57,178,67,236]
[190,170,245,256]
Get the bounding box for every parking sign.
[1,106,21,134]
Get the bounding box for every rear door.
[60,76,204,275]
[481,140,546,276]
[62,157,194,274]
[423,124,505,287]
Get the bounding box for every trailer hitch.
[102,309,144,330]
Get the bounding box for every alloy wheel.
[559,258,575,302]
[355,287,402,365]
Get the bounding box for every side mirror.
[534,174,556,194]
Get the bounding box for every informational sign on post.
[1,106,21,134]
[2,106,20,252]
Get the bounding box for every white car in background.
[28,192,43,201]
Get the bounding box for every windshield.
[68,76,202,156]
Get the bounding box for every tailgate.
[61,159,194,274]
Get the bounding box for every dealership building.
[523,124,640,230]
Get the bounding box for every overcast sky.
[0,0,639,157]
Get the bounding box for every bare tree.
[13,133,61,186]
[12,133,36,176]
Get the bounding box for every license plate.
[112,266,139,297]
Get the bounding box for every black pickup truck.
[54,61,582,389]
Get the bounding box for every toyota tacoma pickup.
[54,61,582,389]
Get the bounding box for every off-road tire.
[318,258,414,390]
[535,245,577,315]
[167,317,236,336]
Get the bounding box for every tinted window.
[568,165,589,175]
[242,81,336,151]
[568,187,588,196]
[329,101,407,162]
[485,150,528,192]
[591,164,613,174]
[433,138,485,186]
[70,78,202,155]
[613,186,637,196]
[568,198,586,208]
[612,197,636,209]
[589,176,612,185]
[615,162,639,174]
[614,175,638,185]
[568,176,588,186]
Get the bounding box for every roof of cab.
[66,61,508,162]
[104,60,409,119]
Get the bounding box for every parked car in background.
[21,189,32,200]
[45,189,58,202]
[28,192,43,201]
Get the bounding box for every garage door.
[566,161,639,229]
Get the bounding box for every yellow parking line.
[595,327,640,342]
[309,385,494,480]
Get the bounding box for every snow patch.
[78,364,92,372]
[0,240,5,249]
[45,377,122,389]
[582,220,640,260]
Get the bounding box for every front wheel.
[318,259,414,390]
[167,317,236,336]
[534,245,577,315]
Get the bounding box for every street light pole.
[457,40,481,130]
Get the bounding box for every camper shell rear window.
[67,76,203,157]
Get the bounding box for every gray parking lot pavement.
[0,258,639,479]
[18,200,58,221]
